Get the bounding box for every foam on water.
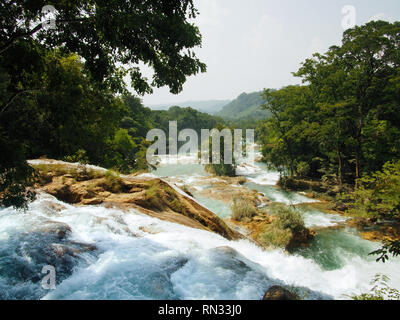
[4,152,398,300]
[301,207,348,228]
[1,193,400,300]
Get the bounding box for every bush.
[205,163,236,177]
[258,205,305,248]
[64,149,89,164]
[144,183,164,209]
[231,196,257,221]
[271,204,305,231]
[343,160,400,220]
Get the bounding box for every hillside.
[148,100,231,115]
[216,91,270,121]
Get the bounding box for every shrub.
[144,183,163,209]
[64,149,89,164]
[349,274,400,300]
[205,163,236,177]
[258,205,305,248]
[343,160,400,220]
[231,196,257,221]
[271,204,305,232]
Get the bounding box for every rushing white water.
[1,192,399,300]
[1,156,400,300]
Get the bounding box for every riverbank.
[276,175,400,244]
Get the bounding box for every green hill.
[148,100,230,115]
[216,91,270,121]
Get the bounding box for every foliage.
[204,124,237,177]
[296,161,310,178]
[350,274,400,300]
[64,149,89,164]
[231,197,257,221]
[270,204,305,231]
[152,106,225,143]
[144,180,185,213]
[0,0,206,94]
[258,21,400,185]
[258,205,305,248]
[370,240,400,263]
[0,0,207,209]
[0,162,37,210]
[343,160,400,220]
[101,170,124,193]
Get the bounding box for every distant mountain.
[148,100,231,115]
[216,91,270,121]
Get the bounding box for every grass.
[257,204,305,249]
[144,181,164,209]
[100,170,124,193]
[180,185,194,197]
[231,196,258,221]
[144,180,186,213]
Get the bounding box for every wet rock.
[263,285,299,300]
[36,221,72,240]
[41,201,68,215]
[35,160,240,240]
[286,228,316,252]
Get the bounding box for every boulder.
[263,285,299,300]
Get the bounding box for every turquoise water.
[152,163,208,178]
[151,159,400,292]
[1,158,400,300]
[192,194,232,219]
[294,228,380,271]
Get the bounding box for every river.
[0,157,399,300]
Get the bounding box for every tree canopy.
[0,0,207,209]
[259,21,400,186]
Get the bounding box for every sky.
[138,0,400,106]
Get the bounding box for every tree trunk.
[337,147,343,186]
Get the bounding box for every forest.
[0,0,213,209]
[1,0,400,302]
[257,20,400,260]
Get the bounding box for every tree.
[0,0,207,208]
[260,86,317,177]
[0,0,206,94]
[344,160,400,220]
[295,21,400,184]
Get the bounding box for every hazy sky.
[139,0,400,106]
